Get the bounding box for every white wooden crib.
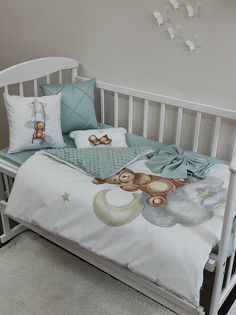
[0,57,236,315]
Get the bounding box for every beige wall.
[0,0,235,158]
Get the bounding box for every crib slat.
[159,103,165,143]
[193,112,202,152]
[19,82,24,96]
[8,177,14,190]
[175,107,183,146]
[71,68,77,83]
[143,100,149,138]
[211,116,221,157]
[100,89,105,124]
[3,174,10,198]
[58,70,63,84]
[46,75,50,84]
[231,127,236,159]
[114,92,119,127]
[128,96,134,133]
[4,86,8,94]
[226,252,236,288]
[33,79,38,97]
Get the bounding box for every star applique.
[62,192,70,202]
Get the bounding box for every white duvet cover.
[5,152,230,306]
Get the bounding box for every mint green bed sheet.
[0,134,75,167]
[0,123,227,167]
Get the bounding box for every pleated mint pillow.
[41,79,98,133]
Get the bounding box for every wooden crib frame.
[0,57,236,315]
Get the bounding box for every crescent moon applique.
[93,189,142,226]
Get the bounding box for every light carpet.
[0,231,176,315]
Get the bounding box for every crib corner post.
[209,163,236,315]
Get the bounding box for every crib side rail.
[77,75,236,161]
[209,160,236,315]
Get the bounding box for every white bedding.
[5,152,230,306]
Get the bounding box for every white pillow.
[70,127,128,149]
[4,93,65,153]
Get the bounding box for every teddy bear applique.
[92,168,188,207]
[32,121,46,143]
[89,134,112,145]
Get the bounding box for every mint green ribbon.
[145,145,213,179]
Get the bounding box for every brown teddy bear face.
[35,121,45,131]
[38,121,44,130]
[107,168,134,184]
[92,169,135,185]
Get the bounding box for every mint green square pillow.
[41,79,98,133]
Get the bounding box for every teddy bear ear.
[92,178,106,185]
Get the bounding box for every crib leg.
[0,201,27,244]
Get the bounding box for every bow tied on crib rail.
[145,145,213,179]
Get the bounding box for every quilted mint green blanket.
[43,147,153,179]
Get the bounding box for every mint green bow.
[145,145,213,179]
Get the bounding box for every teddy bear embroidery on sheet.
[92,168,227,228]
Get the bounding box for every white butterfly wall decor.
[186,3,201,18]
[153,11,164,26]
[169,0,180,10]
[186,5,194,18]
[167,28,175,40]
[185,40,195,52]
[151,1,203,54]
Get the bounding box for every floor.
[0,221,235,315]
[0,232,176,315]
